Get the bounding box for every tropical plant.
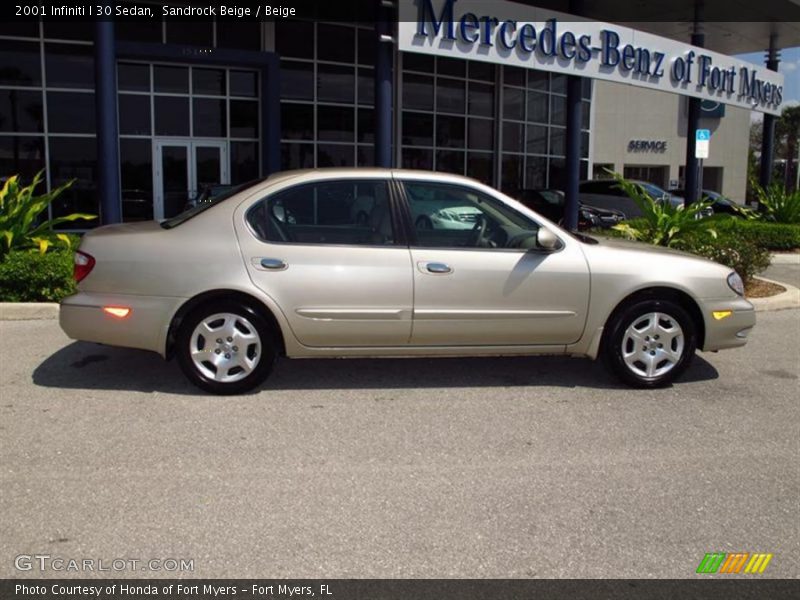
[607,172,719,248]
[0,249,75,302]
[751,179,800,224]
[0,171,95,258]
[682,231,770,284]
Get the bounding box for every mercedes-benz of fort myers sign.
[400,0,786,115]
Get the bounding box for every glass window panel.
[403,73,433,111]
[154,66,189,94]
[120,139,153,222]
[551,73,567,95]
[550,128,565,157]
[193,68,226,95]
[193,98,226,137]
[154,96,189,136]
[436,78,465,114]
[526,124,547,154]
[501,154,523,194]
[276,20,314,59]
[551,95,566,126]
[527,92,548,124]
[437,57,466,78]
[357,28,376,66]
[357,68,374,106]
[217,20,261,51]
[317,64,355,103]
[166,21,212,46]
[402,148,433,170]
[317,144,355,167]
[436,115,465,148]
[502,121,523,153]
[503,87,524,120]
[230,70,258,97]
[357,108,374,144]
[0,40,41,87]
[357,145,374,167]
[581,101,591,130]
[581,131,590,159]
[160,145,189,219]
[230,141,259,183]
[281,103,314,140]
[281,142,315,170]
[48,137,98,227]
[436,150,465,174]
[280,61,314,101]
[118,63,150,92]
[549,157,566,190]
[47,92,95,133]
[45,44,93,89]
[0,21,39,38]
[527,70,549,91]
[0,89,43,133]
[525,156,547,189]
[468,118,493,151]
[44,21,93,41]
[468,82,493,117]
[318,105,354,142]
[230,100,258,138]
[402,112,433,147]
[403,53,434,73]
[582,77,592,100]
[468,61,494,82]
[467,152,494,185]
[118,94,151,136]
[0,136,45,183]
[580,160,589,180]
[317,24,355,63]
[503,65,525,87]
[116,20,163,43]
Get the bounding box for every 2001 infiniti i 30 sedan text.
[60,169,755,394]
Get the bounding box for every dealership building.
[0,0,796,228]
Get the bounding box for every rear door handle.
[257,257,287,270]
[424,262,452,274]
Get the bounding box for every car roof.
[264,168,492,188]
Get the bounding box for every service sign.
[399,0,786,115]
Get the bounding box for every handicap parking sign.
[695,129,710,158]
[696,129,711,141]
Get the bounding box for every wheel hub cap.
[190,313,262,383]
[621,311,684,379]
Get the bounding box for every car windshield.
[161,179,264,229]
[639,182,667,198]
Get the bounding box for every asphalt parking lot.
[1,310,798,579]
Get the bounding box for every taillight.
[73,251,95,283]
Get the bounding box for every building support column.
[563,0,584,231]
[262,54,281,176]
[374,2,394,168]
[683,12,704,205]
[94,20,121,224]
[759,36,780,192]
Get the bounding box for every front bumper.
[60,292,185,356]
[699,296,756,351]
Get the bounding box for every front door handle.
[258,257,287,270]
[425,262,452,274]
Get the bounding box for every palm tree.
[777,105,800,192]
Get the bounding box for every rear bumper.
[59,292,185,356]
[699,296,756,351]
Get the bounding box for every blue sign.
[696,129,711,142]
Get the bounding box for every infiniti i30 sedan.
[60,169,755,395]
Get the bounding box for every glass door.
[153,140,229,220]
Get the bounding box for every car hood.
[586,235,708,260]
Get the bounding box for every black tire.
[601,298,696,388]
[176,300,277,395]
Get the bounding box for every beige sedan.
[60,169,755,394]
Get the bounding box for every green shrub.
[752,181,800,224]
[715,218,800,250]
[0,250,75,302]
[683,231,771,283]
[0,171,95,258]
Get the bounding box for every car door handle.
[425,262,452,274]
[259,258,287,270]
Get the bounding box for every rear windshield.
[160,179,264,229]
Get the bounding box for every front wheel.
[602,299,696,388]
[176,301,277,395]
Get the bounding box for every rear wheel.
[602,298,696,388]
[176,301,277,395]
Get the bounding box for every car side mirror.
[536,227,559,250]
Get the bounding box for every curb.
[749,277,800,312]
[0,302,60,321]
[770,253,800,265]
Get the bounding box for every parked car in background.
[60,169,755,394]
[515,189,624,230]
[670,189,750,217]
[579,179,684,218]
